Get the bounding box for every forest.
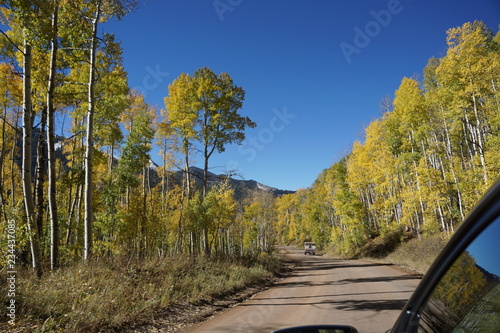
[0,0,499,275]
[0,0,273,278]
[274,21,500,256]
[0,2,286,329]
[1,0,499,330]
[0,0,499,272]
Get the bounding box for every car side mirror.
[272,325,359,333]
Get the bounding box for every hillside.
[272,21,500,257]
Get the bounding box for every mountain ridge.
[160,165,295,198]
[21,128,295,199]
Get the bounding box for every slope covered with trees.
[0,0,274,277]
[275,21,500,256]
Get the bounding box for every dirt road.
[184,247,421,333]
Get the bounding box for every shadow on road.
[333,299,408,311]
[338,274,422,284]
[237,298,409,312]
[293,261,393,272]
[277,274,418,289]
[253,290,415,301]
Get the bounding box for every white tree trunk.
[47,2,60,270]
[22,40,42,276]
[84,2,101,261]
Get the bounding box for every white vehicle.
[304,242,316,255]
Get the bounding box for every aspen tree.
[164,73,198,199]
[46,0,60,270]
[0,63,22,222]
[82,0,137,261]
[22,39,42,275]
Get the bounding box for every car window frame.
[391,179,500,333]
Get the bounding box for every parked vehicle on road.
[304,242,316,255]
[274,180,500,333]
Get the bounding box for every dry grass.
[384,232,451,274]
[1,255,282,332]
[355,229,408,259]
[330,229,452,275]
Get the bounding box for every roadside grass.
[384,232,450,274]
[356,229,409,259]
[1,254,282,332]
[352,230,451,274]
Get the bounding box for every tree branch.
[0,28,24,55]
[0,114,22,135]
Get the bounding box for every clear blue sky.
[468,216,500,277]
[103,0,500,191]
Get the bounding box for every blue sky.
[104,0,500,191]
[468,216,500,277]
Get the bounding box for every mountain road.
[183,247,421,333]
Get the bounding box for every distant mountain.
[19,129,294,200]
[166,166,295,199]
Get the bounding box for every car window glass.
[417,216,500,332]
